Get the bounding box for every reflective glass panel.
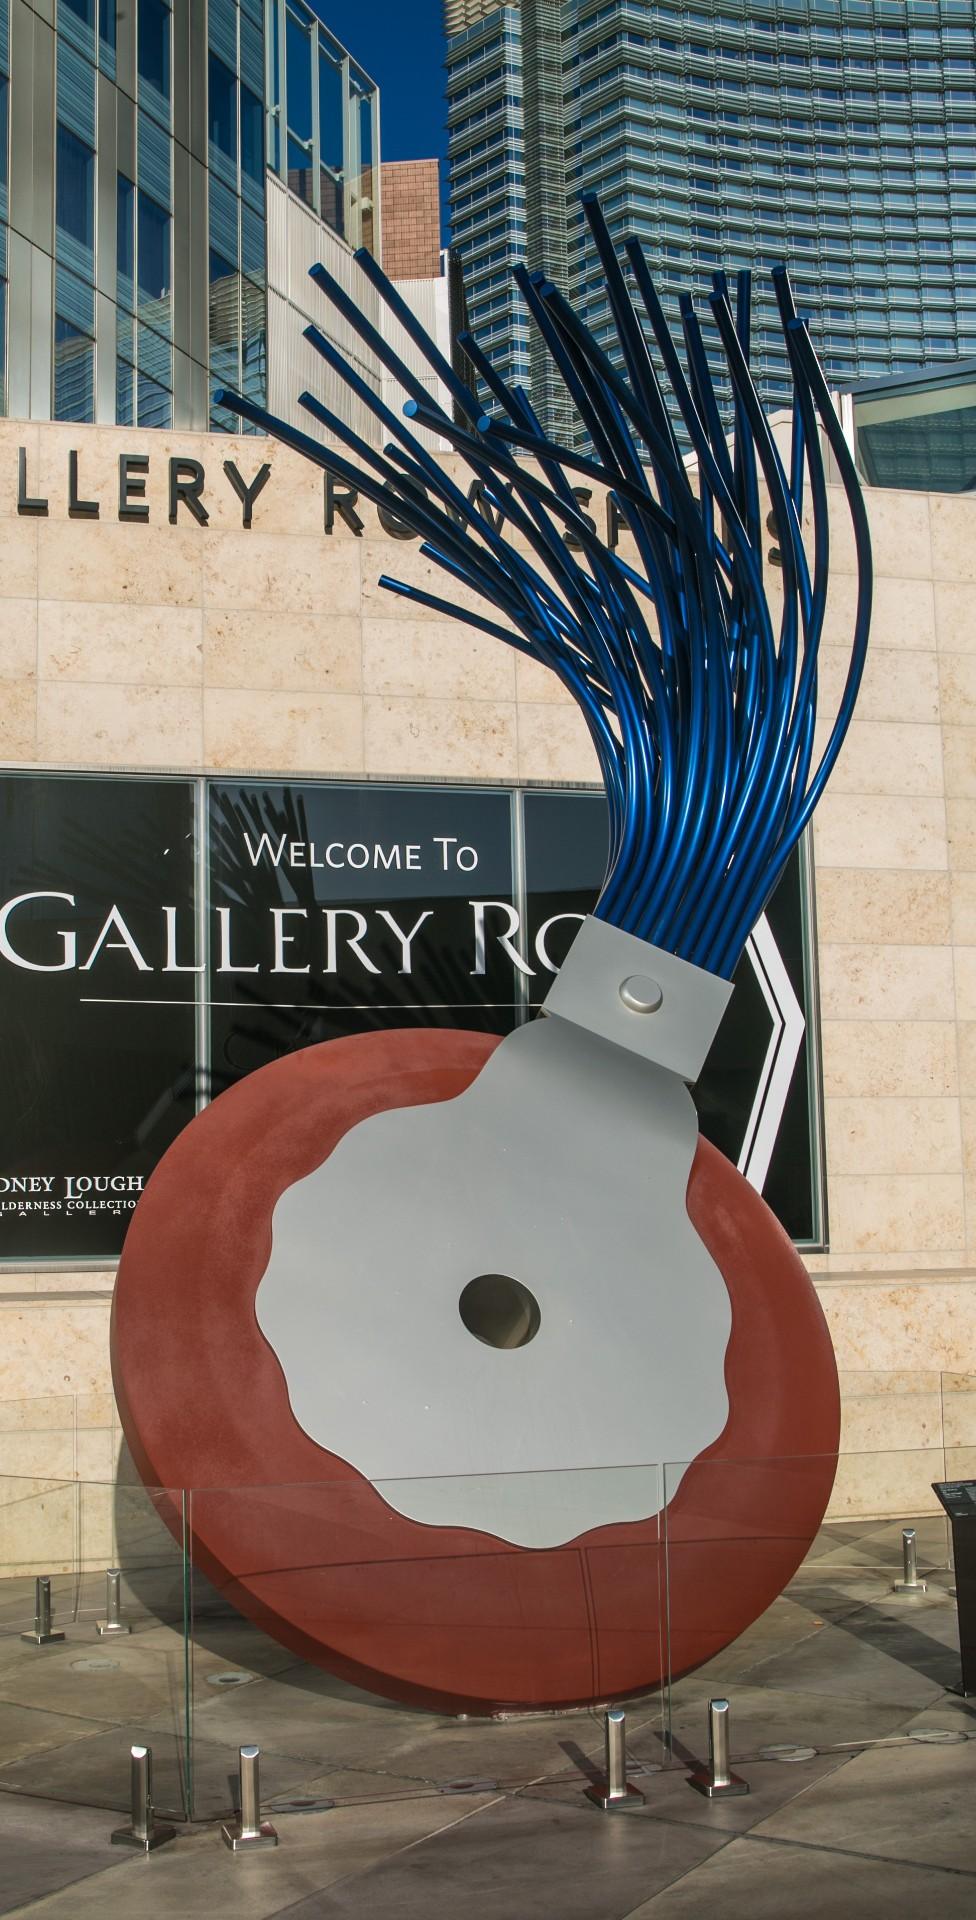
[53,314,94,423]
[285,5,312,143]
[55,123,95,280]
[318,43,344,174]
[137,366,172,428]
[241,81,263,187]
[138,0,170,103]
[117,172,135,309]
[208,52,237,163]
[137,192,170,310]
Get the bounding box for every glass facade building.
[445,0,976,435]
[0,0,267,430]
[265,0,379,255]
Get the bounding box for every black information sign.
[932,1481,976,1696]
[0,774,197,1261]
[0,773,821,1263]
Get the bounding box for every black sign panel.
[523,790,818,1242]
[207,782,518,1092]
[0,775,197,1261]
[0,773,822,1263]
[933,1481,976,1521]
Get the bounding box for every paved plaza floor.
[0,1515,974,1916]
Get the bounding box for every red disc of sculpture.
[112,1026,839,1714]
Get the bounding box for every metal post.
[584,1707,645,1811]
[893,1527,927,1593]
[689,1699,749,1798]
[21,1575,65,1645]
[97,1568,132,1638]
[111,1744,176,1851]
[221,1745,279,1850]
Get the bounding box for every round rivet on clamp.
[619,975,663,1014]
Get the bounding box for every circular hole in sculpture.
[459,1274,541,1350]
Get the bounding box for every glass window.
[138,192,170,308]
[117,173,135,308]
[209,52,237,163]
[116,354,134,425]
[287,136,314,208]
[138,0,170,104]
[241,82,263,187]
[54,314,94,422]
[209,248,240,387]
[62,0,95,20]
[285,5,312,143]
[318,43,344,175]
[137,366,172,428]
[55,124,95,280]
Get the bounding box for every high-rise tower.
[445,0,976,434]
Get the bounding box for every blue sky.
[320,1,450,229]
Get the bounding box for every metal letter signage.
[113,195,871,1711]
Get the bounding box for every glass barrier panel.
[661,1447,963,1785]
[184,1469,669,1821]
[0,1477,190,1821]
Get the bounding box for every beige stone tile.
[818,944,954,1022]
[825,721,942,797]
[825,1097,962,1177]
[954,946,976,1021]
[38,601,203,688]
[203,608,361,693]
[815,1277,976,1370]
[957,1022,976,1094]
[360,539,487,621]
[818,645,939,724]
[515,653,571,704]
[827,1173,964,1254]
[930,491,976,582]
[37,682,203,766]
[203,688,363,773]
[814,870,950,946]
[362,616,516,701]
[37,520,204,605]
[812,793,946,870]
[939,652,976,728]
[863,486,933,579]
[947,797,976,869]
[203,531,359,615]
[943,727,976,798]
[836,1368,944,1453]
[950,871,976,944]
[0,680,36,759]
[821,1021,958,1098]
[941,1372,976,1448]
[825,572,935,652]
[0,1302,112,1401]
[828,1449,945,1522]
[517,700,601,782]
[364,695,518,779]
[960,1099,976,1175]
[0,600,37,681]
[935,579,976,652]
[0,515,38,597]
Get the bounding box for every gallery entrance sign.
[0,773,820,1264]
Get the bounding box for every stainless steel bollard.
[21,1575,65,1646]
[689,1699,749,1798]
[221,1745,279,1850]
[584,1707,645,1811]
[97,1568,132,1638]
[111,1744,176,1851]
[893,1526,927,1593]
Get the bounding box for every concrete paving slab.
[0,1723,316,1823]
[751,1738,976,1872]
[662,1677,917,1762]
[0,1701,113,1771]
[521,1750,854,1836]
[1,1793,504,1920]
[708,1611,950,1709]
[623,1835,976,1919]
[0,1790,134,1915]
[0,1634,191,1725]
[270,1793,728,1920]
